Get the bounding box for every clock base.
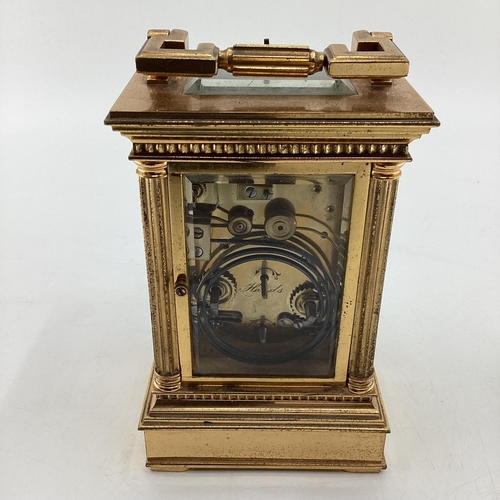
[139,368,390,472]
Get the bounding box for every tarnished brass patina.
[105,29,438,472]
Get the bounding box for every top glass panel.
[184,72,357,96]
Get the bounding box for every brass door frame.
[167,160,371,386]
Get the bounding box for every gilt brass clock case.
[105,30,438,472]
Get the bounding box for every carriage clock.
[105,29,439,472]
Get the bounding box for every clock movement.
[105,29,439,471]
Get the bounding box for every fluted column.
[136,160,181,392]
[348,162,405,394]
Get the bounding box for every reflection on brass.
[106,29,438,472]
[136,29,408,83]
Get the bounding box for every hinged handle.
[136,29,409,84]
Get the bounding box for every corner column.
[348,162,404,394]
[136,160,181,392]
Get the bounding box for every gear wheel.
[209,271,237,305]
[290,282,320,319]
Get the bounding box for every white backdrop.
[1,1,499,499]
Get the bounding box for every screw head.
[174,274,188,297]
[245,186,257,198]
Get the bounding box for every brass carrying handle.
[136,29,409,83]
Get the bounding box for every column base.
[153,371,181,392]
[348,374,375,394]
[139,370,390,472]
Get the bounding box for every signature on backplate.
[240,266,283,297]
[240,282,284,297]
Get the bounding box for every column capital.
[372,161,405,180]
[135,160,168,178]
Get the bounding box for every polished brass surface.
[135,30,408,82]
[105,29,439,472]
